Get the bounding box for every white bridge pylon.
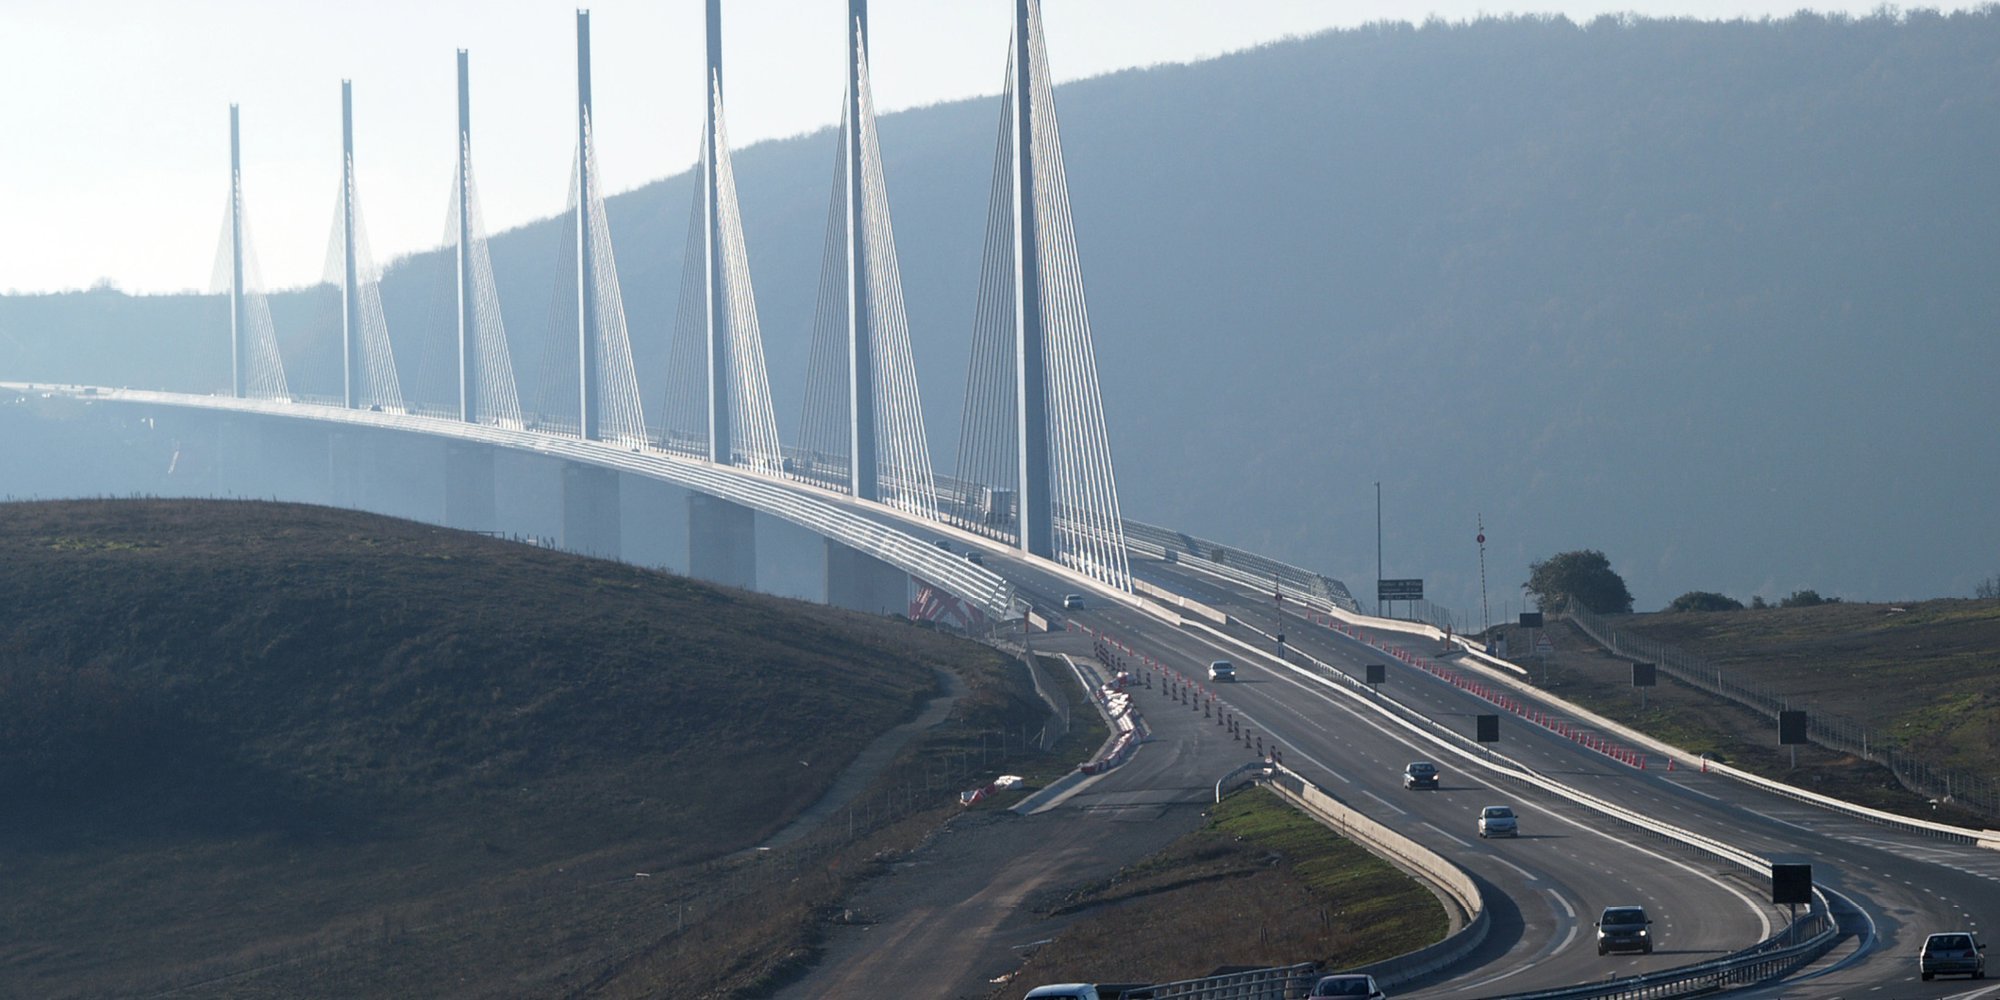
[204,3,1126,595]
[796,0,940,520]
[952,0,1131,593]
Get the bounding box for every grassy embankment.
[994,785,1449,992]
[1500,600,2000,825]
[0,498,1063,998]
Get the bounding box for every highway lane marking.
[1487,854,1540,882]
[1361,788,1407,815]
[1458,888,1579,992]
[1163,613,1782,953]
[1274,654,1782,951]
[1424,821,1474,848]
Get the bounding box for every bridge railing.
[15,385,1017,621]
[1120,519,1358,614]
[1180,620,1843,999]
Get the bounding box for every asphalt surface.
[1141,558,2000,999]
[804,627,1236,998]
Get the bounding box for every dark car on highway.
[1596,905,1654,955]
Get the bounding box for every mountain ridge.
[4,9,1997,618]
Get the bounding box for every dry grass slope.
[0,498,1042,998]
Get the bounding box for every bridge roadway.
[1139,560,2000,999]
[875,537,1781,996]
[15,384,2000,996]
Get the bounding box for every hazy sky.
[0,1,1967,294]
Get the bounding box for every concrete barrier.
[1132,577,1228,625]
[1261,764,1490,988]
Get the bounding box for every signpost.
[1378,578,1423,619]
[1779,710,1809,769]
[1632,661,1656,711]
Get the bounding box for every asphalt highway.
[948,545,1779,996]
[1140,557,2000,999]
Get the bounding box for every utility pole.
[1375,481,1383,616]
[1274,572,1286,659]
[1477,514,1490,634]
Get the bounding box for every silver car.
[1478,805,1518,838]
[1921,931,1986,980]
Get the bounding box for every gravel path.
[760,667,967,850]
[803,629,1237,998]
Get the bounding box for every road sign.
[1476,714,1500,743]
[1779,710,1808,745]
[1378,578,1424,601]
[1533,634,1554,656]
[1772,863,1812,905]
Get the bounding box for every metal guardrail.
[1121,519,1358,614]
[1139,962,1319,999]
[1175,621,1844,999]
[1481,886,1837,1000]
[8,384,1017,619]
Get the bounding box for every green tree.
[1666,590,1744,613]
[1779,589,1841,608]
[1523,550,1634,614]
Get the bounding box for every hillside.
[1495,598,2000,822]
[4,10,1998,617]
[0,498,1039,997]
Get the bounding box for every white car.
[1208,660,1236,682]
[1478,805,1518,838]
[1024,986,1100,1000]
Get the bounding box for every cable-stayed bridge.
[8,0,1208,625]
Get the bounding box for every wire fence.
[1564,604,2000,821]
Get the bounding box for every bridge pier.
[688,493,754,590]
[216,416,262,498]
[442,441,496,532]
[560,462,620,559]
[327,430,363,510]
[825,540,909,616]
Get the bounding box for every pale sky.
[0,1,1961,295]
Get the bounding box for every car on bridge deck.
[1207,660,1236,682]
[1921,931,1986,980]
[1062,593,1084,609]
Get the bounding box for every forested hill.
[5,9,1998,615]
